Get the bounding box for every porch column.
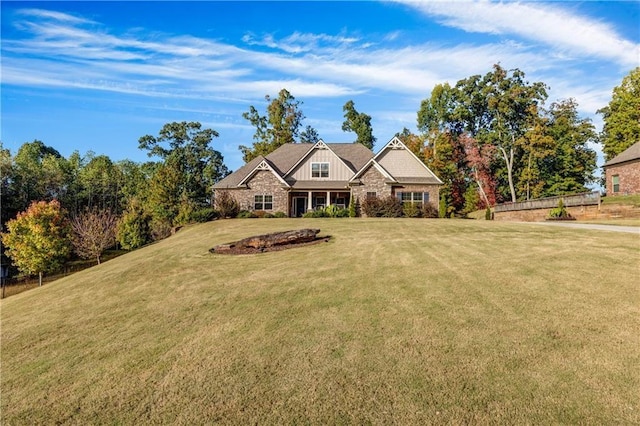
[307,191,313,211]
[327,191,331,206]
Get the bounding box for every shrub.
[237,210,257,219]
[421,202,439,218]
[439,196,447,218]
[150,218,172,241]
[402,203,421,218]
[273,211,287,218]
[303,209,328,218]
[323,205,349,218]
[362,196,403,217]
[254,210,268,218]
[348,197,358,217]
[380,196,403,218]
[190,207,218,223]
[485,206,493,220]
[216,191,240,218]
[549,199,572,219]
[117,202,151,250]
[362,196,382,217]
[334,208,350,218]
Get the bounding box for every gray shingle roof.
[265,143,314,174]
[212,155,264,189]
[287,180,351,190]
[329,143,374,172]
[395,177,443,185]
[214,143,375,189]
[603,142,640,167]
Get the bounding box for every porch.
[289,191,351,217]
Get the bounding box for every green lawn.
[1,219,639,424]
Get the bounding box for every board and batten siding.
[288,148,355,181]
[377,149,435,178]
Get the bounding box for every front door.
[293,197,307,217]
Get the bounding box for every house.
[603,141,640,196]
[213,137,443,217]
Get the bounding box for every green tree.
[459,65,548,202]
[1,145,20,226]
[240,89,306,162]
[542,99,597,195]
[145,160,183,226]
[598,67,640,160]
[342,100,376,149]
[117,200,151,250]
[79,154,121,211]
[300,125,320,144]
[2,200,71,286]
[115,159,152,211]
[418,84,468,214]
[139,121,228,207]
[12,140,69,209]
[71,207,118,265]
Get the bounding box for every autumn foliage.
[2,200,71,285]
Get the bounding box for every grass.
[2,250,127,298]
[601,194,640,207]
[1,219,639,424]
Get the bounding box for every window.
[398,192,427,204]
[314,196,325,209]
[254,194,273,210]
[311,162,329,178]
[366,191,377,199]
[612,175,620,193]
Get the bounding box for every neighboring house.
[213,137,443,217]
[603,141,640,196]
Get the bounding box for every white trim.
[311,162,330,178]
[284,139,354,178]
[350,158,396,182]
[374,137,444,184]
[238,158,290,187]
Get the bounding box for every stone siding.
[351,166,392,204]
[391,185,440,210]
[216,170,288,215]
[605,160,640,196]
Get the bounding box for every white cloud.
[393,0,640,67]
[1,5,627,131]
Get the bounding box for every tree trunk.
[473,168,491,207]
[500,145,517,203]
[39,271,42,287]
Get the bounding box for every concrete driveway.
[523,222,640,235]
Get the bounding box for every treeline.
[406,64,637,217]
[2,121,229,252]
[1,65,638,281]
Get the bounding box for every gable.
[213,155,264,189]
[287,141,357,182]
[238,159,289,187]
[374,137,442,184]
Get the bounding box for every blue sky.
[2,1,639,173]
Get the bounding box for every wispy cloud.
[393,0,639,67]
[1,6,623,120]
[242,31,359,53]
